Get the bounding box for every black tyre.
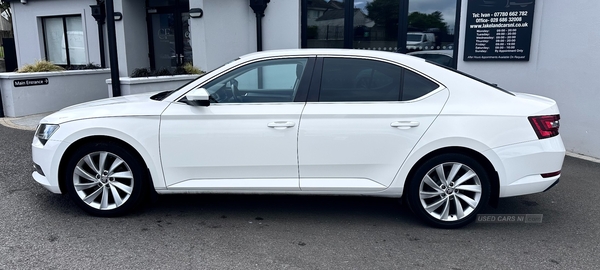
[65,141,146,217]
[407,153,490,228]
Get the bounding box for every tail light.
[528,115,560,139]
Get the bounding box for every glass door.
[147,0,191,71]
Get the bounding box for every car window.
[319,58,401,102]
[201,58,308,103]
[402,69,439,101]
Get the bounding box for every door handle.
[268,121,295,129]
[391,121,420,129]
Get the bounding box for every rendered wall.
[0,69,110,117]
[190,0,301,71]
[114,0,150,77]
[457,0,600,159]
[10,0,101,69]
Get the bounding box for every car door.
[160,57,314,190]
[298,57,449,191]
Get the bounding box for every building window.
[302,0,461,68]
[42,15,86,66]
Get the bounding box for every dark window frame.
[145,0,190,71]
[41,14,84,67]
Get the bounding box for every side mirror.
[185,88,210,106]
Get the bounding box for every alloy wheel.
[72,151,135,210]
[418,162,482,222]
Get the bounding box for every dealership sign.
[464,0,536,61]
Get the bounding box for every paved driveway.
[1,125,599,269]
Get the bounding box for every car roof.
[407,50,454,57]
[239,48,427,63]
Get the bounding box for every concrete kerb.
[0,112,50,131]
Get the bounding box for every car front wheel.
[65,141,146,216]
[407,153,490,228]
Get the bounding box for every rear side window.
[402,70,439,101]
[318,57,439,102]
[319,58,401,102]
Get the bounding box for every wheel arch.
[402,146,500,208]
[57,135,155,195]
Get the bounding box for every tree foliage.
[408,11,448,33]
[365,0,399,27]
[365,0,448,33]
[1,0,11,31]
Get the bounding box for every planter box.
[106,75,198,97]
[0,69,111,117]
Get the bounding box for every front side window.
[201,58,309,103]
[42,15,86,66]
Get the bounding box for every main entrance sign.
[464,0,536,61]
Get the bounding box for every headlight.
[35,124,59,145]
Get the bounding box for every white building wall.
[114,0,150,77]
[457,0,600,159]
[190,0,300,71]
[10,0,101,69]
[263,0,301,50]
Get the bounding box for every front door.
[147,0,192,71]
[159,57,314,190]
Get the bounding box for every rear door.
[297,57,449,191]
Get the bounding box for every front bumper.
[32,137,64,194]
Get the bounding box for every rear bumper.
[489,135,565,198]
[543,178,560,192]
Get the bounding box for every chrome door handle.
[268,121,295,129]
[391,121,420,129]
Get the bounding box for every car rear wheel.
[407,153,490,228]
[65,141,146,216]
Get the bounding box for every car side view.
[32,49,565,228]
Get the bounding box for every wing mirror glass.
[185,88,210,106]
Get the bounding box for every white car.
[408,50,454,67]
[32,49,564,228]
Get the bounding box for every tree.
[365,0,400,39]
[365,0,449,38]
[408,11,448,33]
[0,0,11,36]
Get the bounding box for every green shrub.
[17,60,65,73]
[154,68,172,76]
[183,62,204,75]
[130,67,151,77]
[130,63,205,78]
[66,63,102,70]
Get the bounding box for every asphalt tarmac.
[1,124,599,269]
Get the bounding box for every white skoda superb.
[32,49,565,228]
